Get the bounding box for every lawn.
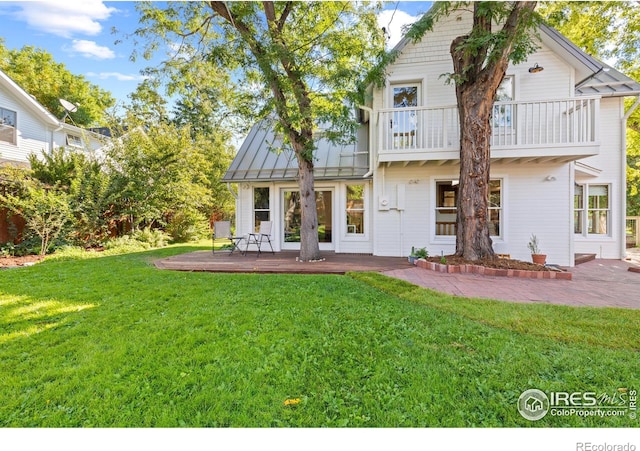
[0,243,638,427]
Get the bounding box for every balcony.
[377,96,600,164]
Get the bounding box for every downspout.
[358,105,375,179]
[226,182,238,200]
[621,95,640,259]
[226,182,240,236]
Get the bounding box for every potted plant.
[527,234,546,265]
[409,246,428,265]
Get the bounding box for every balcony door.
[390,83,420,150]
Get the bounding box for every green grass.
[0,243,638,427]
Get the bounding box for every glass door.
[282,189,333,250]
[390,84,420,150]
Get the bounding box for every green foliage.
[410,246,428,258]
[103,228,169,252]
[166,210,210,243]
[133,2,386,149]
[627,129,640,216]
[0,177,71,256]
[105,123,233,231]
[29,148,115,247]
[0,38,115,126]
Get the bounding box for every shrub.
[166,210,210,243]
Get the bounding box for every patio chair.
[245,220,275,257]
[212,221,244,255]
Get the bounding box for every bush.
[104,228,169,252]
[166,210,210,243]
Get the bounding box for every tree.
[0,39,115,127]
[133,1,384,261]
[404,2,539,260]
[0,178,71,256]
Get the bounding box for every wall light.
[529,63,544,73]
[545,175,556,182]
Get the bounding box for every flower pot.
[531,254,546,265]
[408,256,418,265]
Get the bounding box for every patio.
[154,250,412,274]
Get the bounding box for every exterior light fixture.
[529,63,544,73]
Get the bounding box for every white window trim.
[386,77,425,109]
[66,134,84,148]
[0,107,17,146]
[343,183,369,242]
[252,186,271,233]
[574,182,613,239]
[430,176,506,244]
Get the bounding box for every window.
[574,185,584,234]
[0,108,17,145]
[435,179,502,237]
[253,187,270,232]
[66,134,83,147]
[435,181,458,236]
[575,184,610,235]
[346,185,365,235]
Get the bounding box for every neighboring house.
[223,9,640,267]
[1,68,108,244]
[0,69,106,167]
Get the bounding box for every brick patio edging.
[415,259,573,280]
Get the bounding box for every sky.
[0,1,432,111]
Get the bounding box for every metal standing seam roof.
[222,120,370,182]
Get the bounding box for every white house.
[0,69,106,167]
[223,9,640,267]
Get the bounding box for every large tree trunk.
[454,81,495,260]
[292,139,321,262]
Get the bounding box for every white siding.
[372,163,574,266]
[0,85,52,163]
[574,97,625,259]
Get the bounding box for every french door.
[282,189,334,250]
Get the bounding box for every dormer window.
[0,107,17,145]
[66,134,83,148]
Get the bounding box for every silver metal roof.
[222,120,370,182]
[576,62,640,97]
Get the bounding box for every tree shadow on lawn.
[0,245,205,344]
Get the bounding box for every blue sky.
[0,1,432,109]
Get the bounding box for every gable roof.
[222,120,369,182]
[0,69,60,126]
[392,6,640,98]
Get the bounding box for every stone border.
[415,259,572,280]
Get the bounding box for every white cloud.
[86,72,148,82]
[12,0,117,38]
[69,40,115,60]
[377,9,421,49]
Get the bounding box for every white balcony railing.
[378,97,600,153]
